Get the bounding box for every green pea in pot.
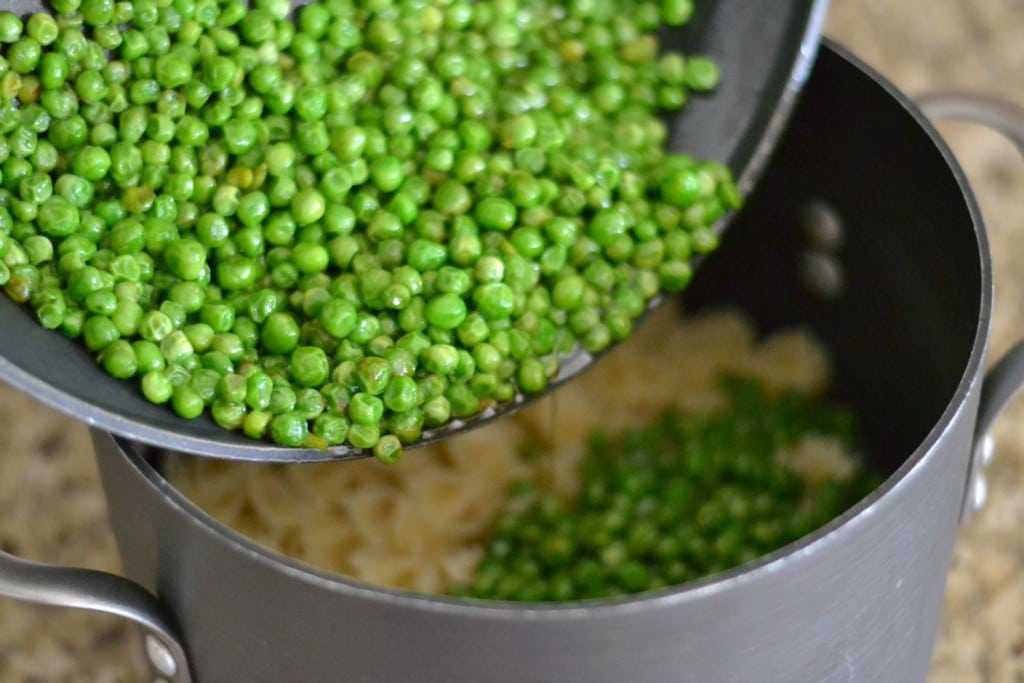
[3,35,1024,683]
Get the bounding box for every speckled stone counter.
[2,1,1023,680]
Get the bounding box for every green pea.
[373,434,402,464]
[473,283,515,320]
[155,53,193,89]
[269,411,308,447]
[132,340,165,374]
[406,239,446,272]
[312,297,355,339]
[261,312,300,355]
[422,176,465,216]
[290,346,330,387]
[436,266,472,295]
[38,53,69,90]
[172,385,205,419]
[22,235,53,265]
[244,372,273,410]
[214,255,256,291]
[445,381,479,417]
[237,409,270,440]
[499,114,537,149]
[369,155,403,192]
[346,423,380,449]
[551,275,586,311]
[112,299,144,336]
[160,329,194,364]
[8,38,42,75]
[475,197,517,231]
[163,239,207,281]
[421,343,459,376]
[291,187,326,226]
[382,375,419,413]
[657,259,693,292]
[348,392,384,426]
[99,339,137,379]
[424,293,467,330]
[82,314,120,351]
[313,414,349,446]
[0,12,23,44]
[588,208,628,247]
[177,322,212,353]
[85,289,117,316]
[291,242,329,275]
[685,55,720,91]
[141,369,174,404]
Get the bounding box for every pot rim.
[112,39,992,620]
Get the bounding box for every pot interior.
[685,44,986,473]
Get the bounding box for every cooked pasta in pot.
[165,307,860,595]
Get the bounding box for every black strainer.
[0,0,829,461]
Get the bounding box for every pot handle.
[916,92,1024,522]
[0,549,192,682]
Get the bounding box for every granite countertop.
[2,1,1024,680]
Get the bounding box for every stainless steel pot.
[5,42,1024,683]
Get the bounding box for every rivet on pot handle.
[0,549,192,682]
[917,92,1024,523]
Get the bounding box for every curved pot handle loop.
[0,549,192,682]
[916,93,1024,157]
[917,91,1024,522]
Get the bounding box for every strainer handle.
[0,549,192,682]
[916,92,1024,522]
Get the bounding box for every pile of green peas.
[0,0,739,462]
[452,378,883,602]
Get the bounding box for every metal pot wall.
[6,42,1024,683]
